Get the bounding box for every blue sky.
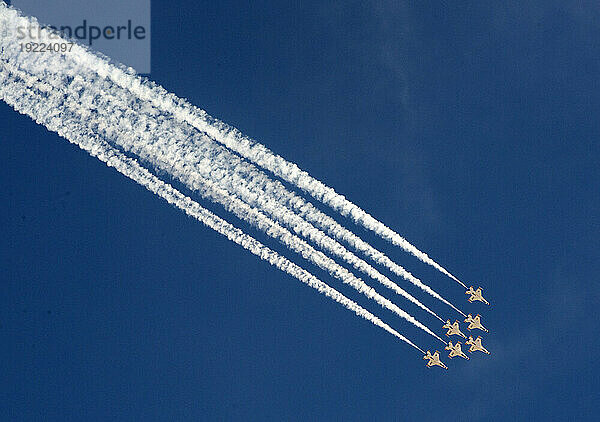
[1,1,599,420]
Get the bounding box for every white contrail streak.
[62,70,444,336]
[1,3,468,317]
[0,20,448,327]
[118,94,468,316]
[73,84,446,340]
[0,62,428,355]
[0,6,446,343]
[32,23,468,289]
[0,34,464,320]
[29,64,451,323]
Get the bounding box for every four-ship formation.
[425,286,491,369]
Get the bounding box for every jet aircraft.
[445,341,469,360]
[423,350,448,369]
[465,336,490,355]
[443,319,467,338]
[464,314,488,332]
[466,286,489,305]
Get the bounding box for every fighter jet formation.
[425,287,491,369]
[0,2,496,378]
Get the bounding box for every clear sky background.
[1,1,599,420]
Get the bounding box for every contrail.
[0,26,465,319]
[65,78,446,339]
[33,24,468,289]
[36,66,452,323]
[1,3,469,297]
[0,13,446,344]
[216,162,468,316]
[0,64,426,354]
[0,25,451,326]
[59,68,444,332]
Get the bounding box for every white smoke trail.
[0,62,428,355]
[0,17,450,327]
[25,18,467,289]
[0,44,464,321]
[29,64,451,323]
[63,76,446,340]
[0,3,468,310]
[215,162,468,316]
[0,8,446,343]
[61,70,443,334]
